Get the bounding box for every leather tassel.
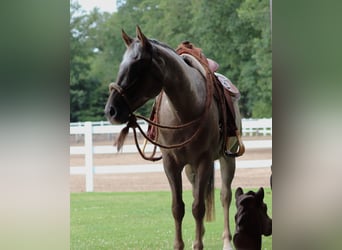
[114,125,130,152]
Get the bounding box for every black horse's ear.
[256,187,264,201]
[136,25,150,48]
[122,29,133,47]
[235,187,243,199]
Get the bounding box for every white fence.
[241,118,272,136]
[70,118,272,192]
[70,118,272,135]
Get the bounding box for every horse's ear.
[256,187,264,201]
[136,25,150,48]
[235,187,243,199]
[122,29,133,47]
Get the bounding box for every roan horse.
[105,26,243,250]
[233,187,272,250]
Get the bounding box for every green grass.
[71,188,272,250]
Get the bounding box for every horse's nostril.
[109,106,116,117]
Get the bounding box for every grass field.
[71,188,272,250]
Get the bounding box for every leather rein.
[111,61,214,161]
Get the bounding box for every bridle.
[110,73,213,161]
[110,78,212,161]
[108,41,244,161]
[109,82,133,114]
[106,41,216,161]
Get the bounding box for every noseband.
[109,82,133,114]
[111,81,209,161]
[110,79,212,161]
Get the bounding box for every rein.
[116,111,205,161]
[112,51,214,161]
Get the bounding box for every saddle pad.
[180,54,206,77]
[181,54,240,99]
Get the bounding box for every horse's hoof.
[222,241,233,250]
[174,242,184,250]
[223,247,233,250]
[192,242,203,250]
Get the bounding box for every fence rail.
[70,119,272,192]
[70,118,272,136]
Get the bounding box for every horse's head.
[105,26,164,124]
[235,187,272,237]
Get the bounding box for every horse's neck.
[158,46,206,122]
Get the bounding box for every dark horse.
[233,187,272,250]
[105,26,243,250]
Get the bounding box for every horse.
[105,26,243,250]
[233,187,272,250]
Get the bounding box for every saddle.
[175,41,240,136]
[180,52,240,99]
[215,72,240,99]
[147,41,244,156]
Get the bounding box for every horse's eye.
[129,62,142,75]
[130,59,149,75]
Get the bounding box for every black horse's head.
[233,187,272,250]
[105,26,163,124]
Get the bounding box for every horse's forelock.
[124,39,141,58]
[125,39,161,62]
[238,195,255,207]
[119,41,142,73]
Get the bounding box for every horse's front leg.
[219,156,236,250]
[163,154,185,250]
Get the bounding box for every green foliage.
[70,0,272,121]
[71,188,272,249]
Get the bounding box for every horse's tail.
[205,163,215,221]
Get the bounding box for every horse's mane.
[149,39,178,55]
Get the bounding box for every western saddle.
[147,41,245,157]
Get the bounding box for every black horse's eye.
[130,61,142,74]
[129,59,149,77]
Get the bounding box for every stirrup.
[225,130,245,157]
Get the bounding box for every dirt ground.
[70,136,272,192]
[70,168,271,192]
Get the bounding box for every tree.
[70,0,272,121]
[237,0,272,117]
[191,0,271,118]
[70,2,90,121]
[70,2,112,121]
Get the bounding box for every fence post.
[84,122,94,192]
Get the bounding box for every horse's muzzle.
[108,105,117,118]
[263,218,272,236]
[105,104,118,124]
[105,103,130,124]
